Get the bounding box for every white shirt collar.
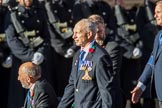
[81,40,95,60]
[30,83,35,92]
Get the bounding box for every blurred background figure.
[35,0,75,97]
[37,0,74,56]
[4,0,58,107]
[44,0,75,97]
[131,1,162,108]
[0,0,12,68]
[88,14,125,108]
[0,0,11,108]
[114,0,159,108]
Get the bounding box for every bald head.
[72,19,97,48]
[18,62,41,89]
[74,18,97,37]
[19,62,41,78]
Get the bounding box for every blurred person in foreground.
[18,62,58,108]
[58,18,117,108]
[131,1,162,108]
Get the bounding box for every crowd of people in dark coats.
[0,0,161,108]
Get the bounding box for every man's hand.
[131,86,143,104]
[32,52,44,65]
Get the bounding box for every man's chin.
[22,85,29,89]
[75,43,80,46]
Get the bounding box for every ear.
[87,31,93,39]
[27,76,31,83]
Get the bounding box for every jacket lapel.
[156,45,162,61]
[31,79,42,107]
[23,97,28,108]
[155,33,162,62]
[73,51,80,86]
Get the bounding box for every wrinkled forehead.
[73,23,86,32]
[19,62,35,72]
[155,3,162,11]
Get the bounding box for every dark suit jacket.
[58,42,117,108]
[23,78,58,108]
[139,30,162,101]
[5,5,50,61]
[105,41,125,108]
[105,41,122,85]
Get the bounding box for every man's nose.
[72,33,76,39]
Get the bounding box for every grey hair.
[22,64,41,78]
[88,14,105,25]
[77,18,97,37]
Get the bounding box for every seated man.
[18,62,58,108]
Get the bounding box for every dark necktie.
[78,50,85,72]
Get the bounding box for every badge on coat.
[80,60,93,80]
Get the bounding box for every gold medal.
[82,69,92,80]
[80,60,92,80]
